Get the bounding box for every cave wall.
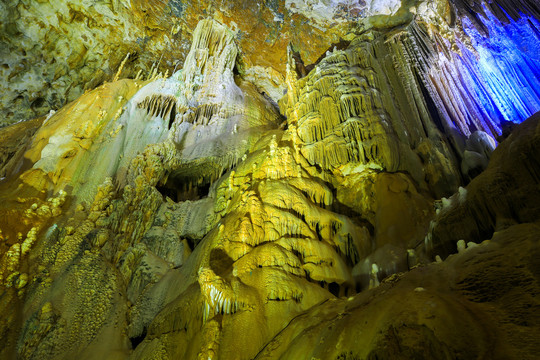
[0,0,539,359]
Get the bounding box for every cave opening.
[328,282,340,297]
[129,327,147,349]
[156,179,211,202]
[168,102,176,129]
[156,169,215,203]
[209,248,234,277]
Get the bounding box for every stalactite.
[137,94,177,120]
[4,3,540,359]
[401,5,540,142]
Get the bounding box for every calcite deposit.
[0,0,540,359]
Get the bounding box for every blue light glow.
[458,7,540,130]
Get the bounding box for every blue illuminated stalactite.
[457,7,540,129]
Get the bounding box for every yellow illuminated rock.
[1,1,540,359]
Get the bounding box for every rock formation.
[0,0,539,359]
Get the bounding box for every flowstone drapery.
[1,0,540,359]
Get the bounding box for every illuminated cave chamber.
[0,0,540,359]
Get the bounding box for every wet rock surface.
[0,0,540,359]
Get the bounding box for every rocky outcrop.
[252,112,540,359]
[424,112,540,259]
[254,222,540,360]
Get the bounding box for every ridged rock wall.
[254,219,540,359]
[410,1,540,138]
[281,29,461,197]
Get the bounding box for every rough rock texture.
[0,0,540,359]
[1,0,402,127]
[425,112,540,259]
[251,115,540,360]
[9,0,538,128]
[255,222,540,360]
[0,0,158,126]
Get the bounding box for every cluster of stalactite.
[1,1,540,359]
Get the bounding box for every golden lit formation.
[1,0,540,359]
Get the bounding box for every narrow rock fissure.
[129,326,147,349]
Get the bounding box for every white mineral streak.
[285,0,402,26]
